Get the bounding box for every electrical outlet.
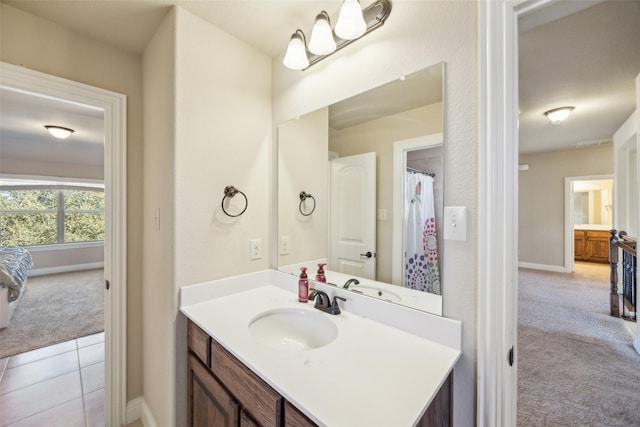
[250,239,262,260]
[280,236,289,255]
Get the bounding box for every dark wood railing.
[609,229,637,320]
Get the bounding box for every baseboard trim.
[634,336,640,355]
[518,262,566,273]
[126,397,159,427]
[126,397,143,424]
[28,262,104,277]
[141,399,159,427]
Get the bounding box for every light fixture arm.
[293,0,392,70]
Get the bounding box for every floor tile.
[84,388,104,427]
[81,361,104,394]
[0,370,82,425]
[6,397,85,427]
[78,342,104,368]
[7,340,77,369]
[77,332,105,349]
[0,351,79,395]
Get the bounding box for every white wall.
[518,145,614,268]
[272,2,477,425]
[142,6,272,425]
[142,8,176,426]
[278,108,329,267]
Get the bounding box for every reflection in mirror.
[277,63,444,315]
[572,179,613,227]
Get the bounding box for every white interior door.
[329,152,376,279]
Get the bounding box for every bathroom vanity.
[180,270,461,426]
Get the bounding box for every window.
[0,184,104,246]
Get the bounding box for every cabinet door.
[574,230,587,260]
[240,410,260,427]
[189,354,239,427]
[585,230,610,263]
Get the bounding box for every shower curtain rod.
[407,167,435,178]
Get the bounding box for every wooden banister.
[609,229,638,318]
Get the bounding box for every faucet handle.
[330,296,347,315]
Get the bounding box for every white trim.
[478,1,574,426]
[126,397,143,425]
[28,262,104,277]
[141,399,160,427]
[0,62,128,426]
[517,262,566,273]
[391,133,443,286]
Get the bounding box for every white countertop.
[180,270,461,427]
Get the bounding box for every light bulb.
[308,11,336,55]
[283,30,309,70]
[335,0,366,40]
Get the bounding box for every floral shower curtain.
[404,171,441,294]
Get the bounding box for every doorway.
[0,62,127,425]
[565,176,614,272]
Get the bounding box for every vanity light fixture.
[335,0,367,40]
[282,0,392,71]
[308,11,336,55]
[44,125,74,140]
[544,106,575,125]
[283,30,310,70]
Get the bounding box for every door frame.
[477,1,612,425]
[0,62,128,426]
[391,133,443,286]
[564,174,614,272]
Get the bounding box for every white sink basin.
[351,286,402,303]
[248,308,338,350]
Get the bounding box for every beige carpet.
[0,269,104,359]
[517,262,640,426]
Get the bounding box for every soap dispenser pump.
[298,267,309,303]
[316,263,327,283]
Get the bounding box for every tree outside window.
[0,187,104,246]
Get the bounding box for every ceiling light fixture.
[44,125,75,140]
[283,0,391,71]
[544,106,575,125]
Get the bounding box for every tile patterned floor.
[0,332,104,426]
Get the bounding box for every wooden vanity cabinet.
[574,229,609,263]
[187,320,451,427]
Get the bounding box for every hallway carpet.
[517,262,640,426]
[0,269,103,359]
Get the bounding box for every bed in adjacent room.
[0,246,33,329]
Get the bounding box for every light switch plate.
[443,206,467,241]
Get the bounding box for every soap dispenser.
[316,263,326,283]
[298,267,309,303]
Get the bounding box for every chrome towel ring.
[299,191,316,216]
[222,186,248,217]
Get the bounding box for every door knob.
[360,251,375,259]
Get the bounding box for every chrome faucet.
[309,289,346,315]
[343,278,360,289]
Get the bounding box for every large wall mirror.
[277,62,445,315]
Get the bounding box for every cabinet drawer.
[210,340,283,426]
[188,320,211,367]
